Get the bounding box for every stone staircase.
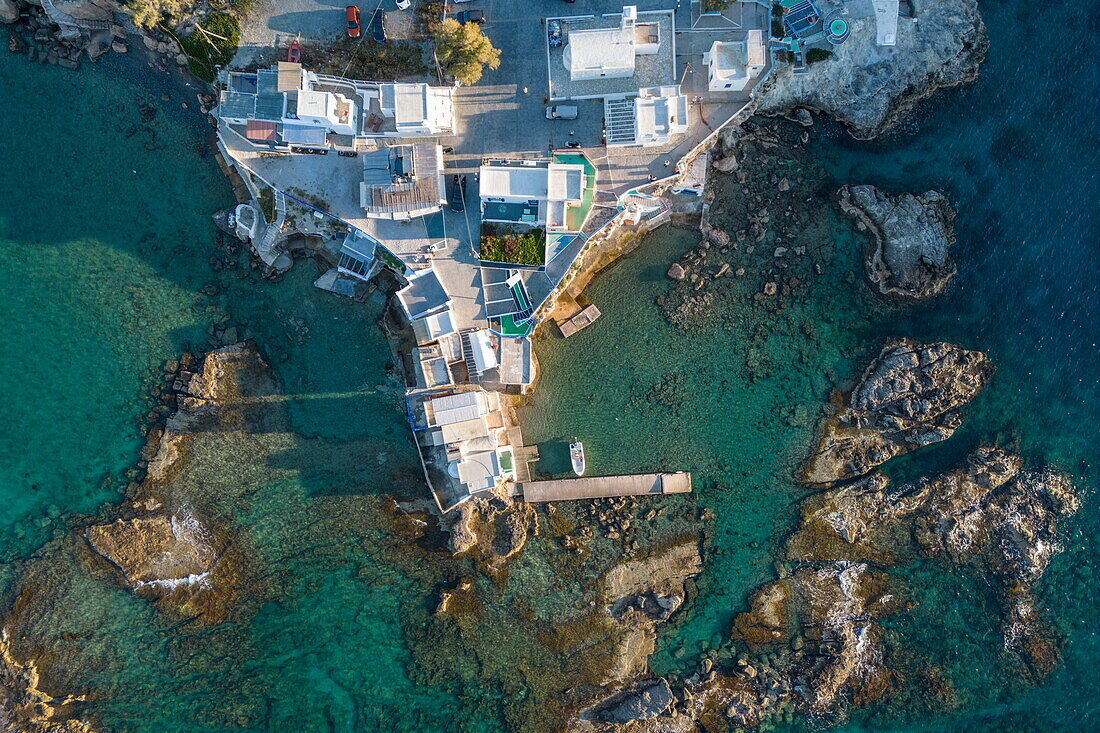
[41,0,112,33]
[604,97,637,146]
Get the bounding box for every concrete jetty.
[557,304,602,338]
[519,472,691,503]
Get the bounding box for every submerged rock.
[755,0,988,139]
[0,634,96,733]
[800,339,993,485]
[787,447,1079,674]
[838,185,957,301]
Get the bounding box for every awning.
[245,120,277,143]
[469,330,498,373]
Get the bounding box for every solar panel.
[257,69,279,94]
[254,93,285,121]
[217,91,257,120]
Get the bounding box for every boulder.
[838,185,957,300]
[0,0,18,24]
[667,262,686,280]
[594,678,674,723]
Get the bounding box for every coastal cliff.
[754,0,988,138]
[838,185,957,301]
[800,339,993,485]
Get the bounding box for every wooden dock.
[557,304,602,338]
[519,472,691,503]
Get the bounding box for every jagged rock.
[838,185,957,300]
[787,447,1079,674]
[755,0,988,139]
[592,678,674,723]
[800,339,992,484]
[0,0,18,24]
[667,262,686,280]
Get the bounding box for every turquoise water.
[1,0,1097,727]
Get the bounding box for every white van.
[545,105,579,120]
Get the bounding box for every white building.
[704,32,767,92]
[562,6,660,82]
[606,85,689,147]
[422,391,511,495]
[216,63,455,150]
[478,160,587,233]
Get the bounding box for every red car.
[286,37,301,63]
[345,5,361,38]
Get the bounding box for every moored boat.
[570,440,585,476]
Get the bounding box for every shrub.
[433,18,501,86]
[806,48,833,63]
[311,37,427,81]
[175,12,240,82]
[257,187,275,224]
[479,224,545,266]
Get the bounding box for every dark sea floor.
[1,0,1098,728]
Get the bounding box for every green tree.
[432,18,501,86]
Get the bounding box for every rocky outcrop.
[800,339,993,484]
[670,563,903,729]
[0,0,19,24]
[81,344,264,623]
[838,185,957,301]
[86,513,221,610]
[787,448,1079,674]
[754,0,988,139]
[0,634,95,733]
[443,485,535,573]
[589,678,674,724]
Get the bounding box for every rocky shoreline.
[754,0,989,139]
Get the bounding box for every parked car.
[286,37,300,63]
[450,175,466,212]
[345,5,360,37]
[547,19,563,48]
[546,104,578,120]
[396,0,411,8]
[455,9,485,24]
[370,8,385,42]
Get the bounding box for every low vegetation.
[174,12,240,82]
[310,37,427,81]
[415,0,445,38]
[479,224,546,266]
[257,187,275,224]
[433,18,501,86]
[806,48,834,63]
[703,0,733,11]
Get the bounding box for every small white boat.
[570,440,586,476]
